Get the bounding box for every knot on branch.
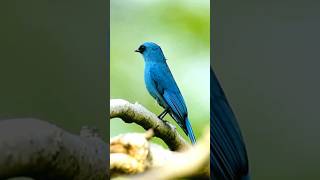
[110,129,154,176]
[80,126,101,138]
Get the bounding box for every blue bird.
[211,68,250,180]
[135,42,196,144]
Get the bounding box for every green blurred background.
[110,0,210,146]
[0,1,107,139]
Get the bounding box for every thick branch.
[110,128,210,179]
[110,99,190,151]
[110,130,154,177]
[0,118,108,180]
[132,128,210,179]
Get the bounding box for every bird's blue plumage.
[211,68,250,180]
[136,42,196,144]
[185,118,196,144]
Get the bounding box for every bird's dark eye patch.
[139,45,146,53]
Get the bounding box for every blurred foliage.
[110,0,210,146]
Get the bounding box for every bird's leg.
[157,110,167,119]
[160,111,168,119]
[158,108,169,120]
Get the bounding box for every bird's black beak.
[135,45,145,54]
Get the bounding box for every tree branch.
[131,128,210,179]
[110,99,209,179]
[110,99,190,151]
[110,128,210,179]
[0,118,108,180]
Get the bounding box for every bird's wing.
[150,63,188,130]
[148,78,167,108]
[211,68,249,180]
[163,90,187,130]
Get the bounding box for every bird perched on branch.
[135,42,196,144]
[211,68,250,180]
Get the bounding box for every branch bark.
[0,118,108,180]
[110,99,210,179]
[110,128,210,179]
[110,99,190,151]
[131,128,210,179]
[132,128,210,180]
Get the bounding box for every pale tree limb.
[0,118,108,180]
[110,129,154,177]
[110,128,210,179]
[110,99,210,179]
[131,127,210,180]
[110,99,190,151]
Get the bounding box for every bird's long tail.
[185,118,196,144]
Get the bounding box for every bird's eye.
[139,45,146,53]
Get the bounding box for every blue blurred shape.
[211,68,250,180]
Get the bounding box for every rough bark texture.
[110,128,210,180]
[0,118,108,180]
[110,99,210,179]
[110,99,190,151]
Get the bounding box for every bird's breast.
[144,65,155,92]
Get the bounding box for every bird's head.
[135,42,166,62]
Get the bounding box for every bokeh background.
[0,1,107,139]
[110,0,210,146]
[214,0,320,179]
